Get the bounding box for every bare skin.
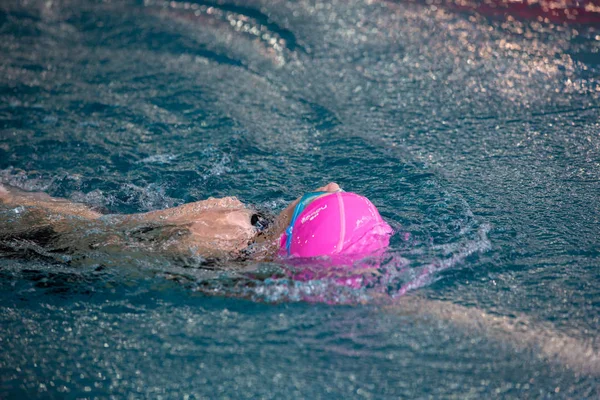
[0,182,341,260]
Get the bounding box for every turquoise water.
[1,0,599,397]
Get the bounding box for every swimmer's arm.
[136,196,249,224]
[0,184,246,223]
[0,183,102,220]
[0,184,256,257]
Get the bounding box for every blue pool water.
[1,0,599,397]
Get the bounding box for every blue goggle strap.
[284,191,331,255]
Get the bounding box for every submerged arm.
[387,296,600,377]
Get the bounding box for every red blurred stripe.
[398,0,600,24]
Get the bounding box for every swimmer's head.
[279,190,392,259]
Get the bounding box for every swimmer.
[0,182,392,265]
[3,183,600,379]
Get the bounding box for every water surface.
[1,0,599,397]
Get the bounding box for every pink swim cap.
[280,191,393,259]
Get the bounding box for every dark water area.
[1,0,599,398]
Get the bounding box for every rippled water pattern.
[1,0,599,397]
